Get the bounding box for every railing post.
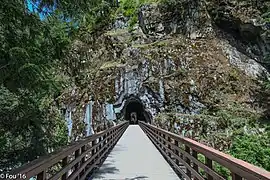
[103,132,107,153]
[168,136,172,158]
[80,145,86,177]
[174,140,180,166]
[162,133,166,152]
[112,129,115,144]
[91,139,97,165]
[232,173,242,180]
[74,148,81,180]
[61,157,68,180]
[206,157,213,180]
[81,145,86,164]
[159,132,163,149]
[185,145,191,178]
[156,131,159,146]
[112,129,115,145]
[74,149,81,170]
[105,131,109,148]
[98,136,102,157]
[192,150,199,180]
[155,129,158,145]
[37,171,45,180]
[109,130,113,148]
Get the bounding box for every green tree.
[0,0,70,170]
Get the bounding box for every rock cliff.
[64,0,270,165]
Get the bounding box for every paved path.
[90,125,180,180]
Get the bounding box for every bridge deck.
[91,125,180,180]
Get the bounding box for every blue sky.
[26,0,55,20]
[26,0,79,29]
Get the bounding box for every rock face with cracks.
[107,0,269,123]
[64,0,270,162]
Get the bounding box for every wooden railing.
[139,121,270,180]
[10,122,129,180]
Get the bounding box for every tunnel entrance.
[124,98,150,124]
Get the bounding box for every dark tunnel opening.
[124,100,150,124]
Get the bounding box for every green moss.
[100,61,124,70]
[228,68,240,81]
[118,0,160,30]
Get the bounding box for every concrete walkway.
[90,125,180,180]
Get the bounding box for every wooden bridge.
[10,121,270,180]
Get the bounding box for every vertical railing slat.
[185,145,191,178]
[79,145,86,178]
[175,140,180,166]
[192,150,199,180]
[206,157,213,180]
[61,157,68,180]
[37,171,45,180]
[168,136,172,158]
[232,173,242,180]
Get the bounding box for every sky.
[26,0,55,20]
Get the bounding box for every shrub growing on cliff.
[229,134,270,171]
[118,0,159,30]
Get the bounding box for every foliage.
[0,0,121,170]
[229,133,270,171]
[0,0,76,170]
[118,0,158,30]
[156,101,270,173]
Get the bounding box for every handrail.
[10,121,129,180]
[139,121,270,180]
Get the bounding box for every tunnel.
[123,97,151,124]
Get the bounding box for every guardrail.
[10,122,129,180]
[139,121,270,180]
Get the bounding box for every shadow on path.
[90,162,120,179]
[125,176,149,179]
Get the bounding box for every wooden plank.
[37,171,45,180]
[174,140,180,166]
[143,127,191,180]
[11,122,128,179]
[192,150,199,180]
[168,136,172,158]
[232,173,242,180]
[185,145,191,178]
[144,126,225,180]
[144,128,205,180]
[192,150,199,172]
[170,143,225,180]
[61,157,68,180]
[79,126,127,180]
[206,157,213,180]
[49,127,122,180]
[139,121,270,180]
[68,125,127,180]
[74,149,81,171]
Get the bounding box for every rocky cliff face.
[64,0,270,146]
[107,0,269,120]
